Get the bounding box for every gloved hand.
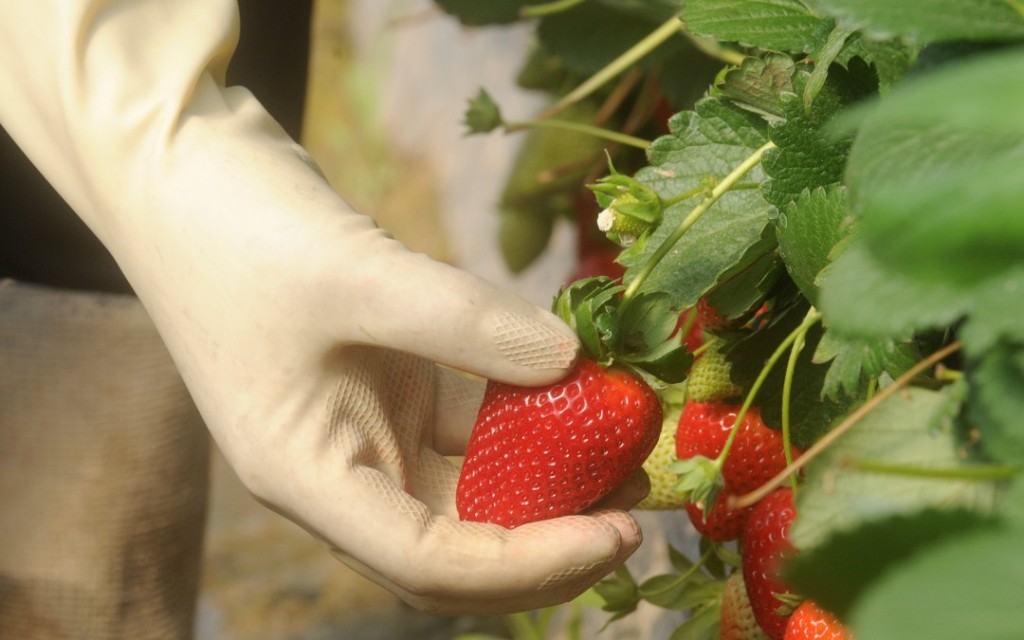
[0,0,646,615]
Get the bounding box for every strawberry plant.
[439,0,1024,638]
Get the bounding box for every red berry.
[457,358,662,528]
[742,488,798,640]
[783,601,852,640]
[675,402,801,541]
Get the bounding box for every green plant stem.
[680,31,747,66]
[714,308,823,473]
[505,118,651,149]
[844,459,1019,481]
[620,140,777,306]
[731,340,963,509]
[781,309,818,494]
[642,546,716,598]
[541,13,685,119]
[1004,0,1024,19]
[520,0,589,18]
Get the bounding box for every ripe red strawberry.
[675,402,801,541]
[742,488,798,640]
[783,601,852,640]
[456,357,663,529]
[722,572,770,640]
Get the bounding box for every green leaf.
[790,386,1000,551]
[813,329,919,400]
[620,291,680,351]
[620,337,694,384]
[683,0,829,53]
[784,509,991,620]
[760,64,874,210]
[818,242,971,342]
[850,524,1024,639]
[823,51,1024,350]
[594,565,640,617]
[834,32,917,91]
[774,185,852,305]
[621,97,773,309]
[703,226,781,320]
[811,0,1024,43]
[715,53,800,121]
[844,48,1024,286]
[640,575,721,611]
[967,344,1024,466]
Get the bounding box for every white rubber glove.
[0,0,646,615]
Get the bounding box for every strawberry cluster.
[639,300,851,639]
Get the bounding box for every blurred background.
[196,1,695,638]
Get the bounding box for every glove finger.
[329,504,642,616]
[332,240,579,387]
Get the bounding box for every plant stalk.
[520,0,589,18]
[540,13,685,119]
[505,118,651,149]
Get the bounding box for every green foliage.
[621,97,773,308]
[683,0,829,53]
[438,0,1024,636]
[790,385,1000,550]
[811,0,1024,43]
[774,186,850,305]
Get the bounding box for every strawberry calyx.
[670,453,725,513]
[553,276,692,386]
[588,157,664,249]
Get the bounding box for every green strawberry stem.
[730,340,964,510]
[640,546,717,600]
[540,13,685,120]
[1005,0,1024,19]
[620,140,777,309]
[781,308,819,493]
[519,0,588,18]
[844,459,1020,481]
[712,308,823,478]
[504,117,651,149]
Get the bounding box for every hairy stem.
[540,13,685,119]
[844,458,1019,481]
[714,308,822,473]
[505,118,651,149]
[782,309,817,493]
[520,0,589,18]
